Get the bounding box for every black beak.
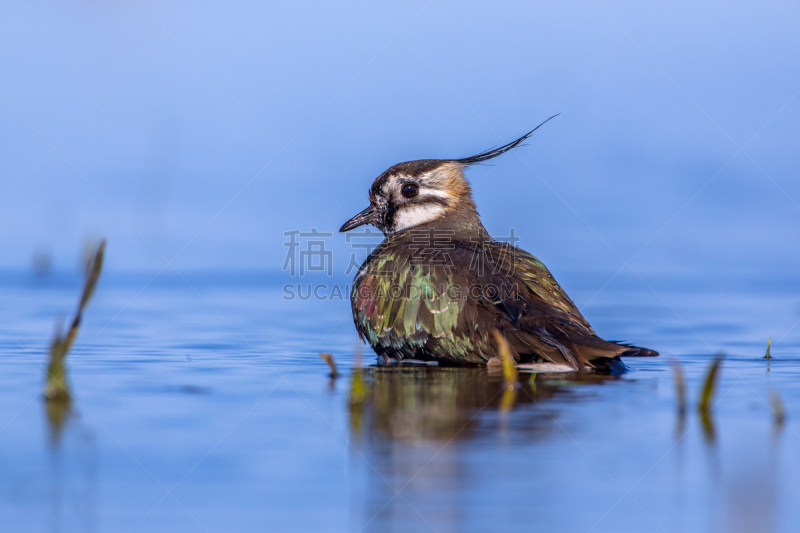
[339,206,375,232]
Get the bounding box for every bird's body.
[340,123,657,371]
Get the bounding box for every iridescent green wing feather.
[352,243,478,362]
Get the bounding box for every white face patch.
[393,203,447,232]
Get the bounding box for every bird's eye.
[401,183,419,199]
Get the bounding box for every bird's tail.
[512,325,659,372]
[553,331,659,371]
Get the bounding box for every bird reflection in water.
[346,365,618,531]
[348,366,617,442]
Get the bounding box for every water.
[1,269,799,532]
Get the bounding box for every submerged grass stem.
[671,358,687,417]
[320,352,338,378]
[770,389,786,428]
[698,354,723,416]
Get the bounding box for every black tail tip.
[619,346,659,358]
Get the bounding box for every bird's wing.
[352,239,656,368]
[449,240,657,369]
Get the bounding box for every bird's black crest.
[453,114,559,165]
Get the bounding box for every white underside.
[515,363,578,373]
[379,360,578,372]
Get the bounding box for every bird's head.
[339,159,470,234]
[339,116,558,236]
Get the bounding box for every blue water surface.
[1,268,798,532]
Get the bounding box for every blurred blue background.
[2,4,800,532]
[1,0,798,284]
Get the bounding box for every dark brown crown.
[370,115,559,196]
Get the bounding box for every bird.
[339,118,658,372]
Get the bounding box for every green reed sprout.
[698,354,723,416]
[492,330,518,389]
[45,240,106,402]
[492,331,518,412]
